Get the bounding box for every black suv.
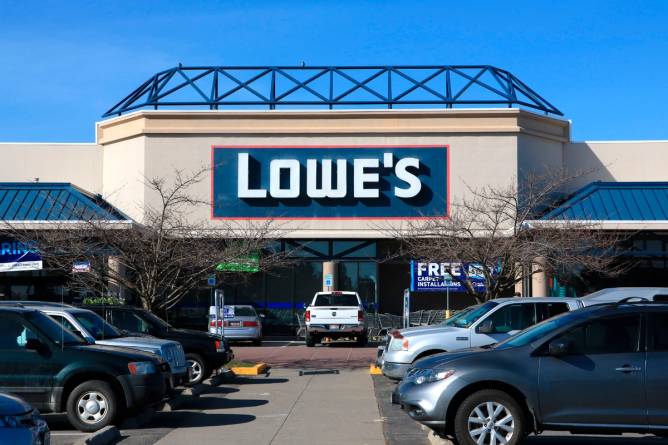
[0,306,170,432]
[83,305,233,384]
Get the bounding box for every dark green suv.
[0,306,170,432]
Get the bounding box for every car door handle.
[615,365,642,373]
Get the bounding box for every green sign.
[216,253,260,273]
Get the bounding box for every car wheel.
[66,380,117,432]
[186,353,210,385]
[356,333,368,347]
[454,389,525,445]
[305,332,317,347]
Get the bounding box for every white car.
[305,291,367,347]
[381,297,583,379]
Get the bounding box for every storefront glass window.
[338,261,377,308]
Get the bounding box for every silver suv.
[395,301,668,444]
[381,297,582,379]
[5,302,189,387]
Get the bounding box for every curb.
[369,364,383,375]
[204,368,235,386]
[73,426,120,445]
[230,363,267,376]
[427,430,453,445]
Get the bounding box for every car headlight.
[412,368,456,385]
[389,338,410,351]
[0,414,21,427]
[128,361,157,375]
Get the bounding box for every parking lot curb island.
[73,425,120,445]
[230,363,268,375]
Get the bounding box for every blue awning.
[0,183,129,221]
[542,182,668,221]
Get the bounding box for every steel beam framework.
[103,65,562,117]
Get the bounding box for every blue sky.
[0,0,666,142]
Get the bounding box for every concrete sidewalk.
[154,368,385,445]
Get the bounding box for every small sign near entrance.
[72,260,91,273]
[324,274,333,287]
[207,275,217,287]
[223,305,235,318]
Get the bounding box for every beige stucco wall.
[0,143,103,193]
[564,141,668,192]
[101,136,146,221]
[93,109,572,238]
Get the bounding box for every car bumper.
[119,370,169,409]
[395,374,468,432]
[210,327,262,340]
[205,350,234,369]
[0,418,50,445]
[307,324,365,336]
[382,361,412,379]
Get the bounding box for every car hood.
[0,393,33,416]
[70,343,162,362]
[399,325,468,338]
[413,346,491,369]
[96,336,173,351]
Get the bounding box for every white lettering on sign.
[237,153,422,200]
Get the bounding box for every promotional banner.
[0,240,42,272]
[410,260,489,292]
[211,145,448,219]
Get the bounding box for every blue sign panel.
[0,240,42,272]
[410,260,487,293]
[212,145,448,219]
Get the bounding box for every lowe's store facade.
[1,65,668,333]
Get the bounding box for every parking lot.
[44,342,668,445]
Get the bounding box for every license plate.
[229,321,241,327]
[330,324,340,330]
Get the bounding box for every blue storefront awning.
[0,183,129,221]
[542,182,668,221]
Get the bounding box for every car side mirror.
[477,319,494,334]
[548,339,570,356]
[25,338,46,352]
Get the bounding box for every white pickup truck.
[304,291,367,347]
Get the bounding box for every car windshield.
[451,301,498,328]
[232,306,257,317]
[439,305,481,327]
[25,311,86,346]
[74,311,122,340]
[139,310,171,329]
[313,293,359,306]
[493,309,590,350]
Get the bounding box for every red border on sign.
[210,145,450,221]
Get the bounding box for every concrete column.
[322,261,337,292]
[530,257,549,297]
[107,256,126,301]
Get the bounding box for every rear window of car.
[233,306,257,317]
[313,293,359,307]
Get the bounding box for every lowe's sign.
[212,146,448,219]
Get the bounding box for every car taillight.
[215,340,222,350]
[305,310,311,322]
[391,330,404,339]
[209,320,223,327]
[242,321,259,327]
[358,310,364,322]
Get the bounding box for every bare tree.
[2,167,286,311]
[395,170,628,303]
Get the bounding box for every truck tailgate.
[310,307,359,324]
